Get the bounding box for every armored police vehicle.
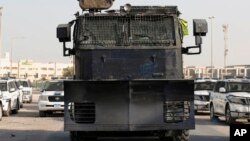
[57,0,208,141]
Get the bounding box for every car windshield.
[20,81,29,87]
[194,82,216,90]
[44,81,63,91]
[15,81,20,88]
[0,82,7,91]
[229,82,250,92]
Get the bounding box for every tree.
[62,67,74,77]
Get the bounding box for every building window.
[41,74,47,77]
[48,68,54,71]
[41,68,47,71]
[240,69,245,74]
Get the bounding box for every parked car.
[210,79,250,124]
[0,90,3,120]
[0,79,20,116]
[194,79,217,114]
[19,79,33,103]
[38,80,64,117]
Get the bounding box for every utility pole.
[223,24,229,77]
[209,16,215,79]
[10,37,25,75]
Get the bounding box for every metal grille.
[48,96,64,102]
[70,102,96,124]
[164,101,190,123]
[78,15,175,46]
[194,95,210,101]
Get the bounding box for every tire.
[225,105,235,125]
[172,130,190,141]
[12,100,19,114]
[29,97,32,103]
[20,102,23,108]
[0,103,3,121]
[194,110,198,115]
[39,111,46,117]
[3,102,11,117]
[210,104,218,121]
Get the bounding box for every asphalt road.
[0,91,235,141]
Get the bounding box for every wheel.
[39,111,46,117]
[0,103,3,121]
[3,102,11,117]
[172,130,190,141]
[194,110,198,115]
[225,105,235,125]
[20,102,23,108]
[210,104,218,121]
[29,97,32,103]
[12,100,19,114]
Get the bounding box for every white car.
[0,79,20,116]
[19,79,33,103]
[194,79,217,114]
[210,79,250,124]
[38,80,64,117]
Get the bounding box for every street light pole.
[10,36,25,76]
[223,24,229,77]
[209,16,215,79]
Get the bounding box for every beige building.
[0,52,73,81]
[184,65,250,79]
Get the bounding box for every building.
[184,65,250,79]
[0,52,73,81]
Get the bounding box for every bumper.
[64,80,195,131]
[38,101,64,111]
[230,104,250,119]
[23,94,32,102]
[194,100,209,111]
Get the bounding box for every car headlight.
[227,96,247,105]
[39,95,48,101]
[23,91,31,95]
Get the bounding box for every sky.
[0,0,250,67]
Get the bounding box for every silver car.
[19,79,33,103]
[194,79,217,114]
[0,79,20,116]
[210,79,250,124]
[38,80,64,117]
